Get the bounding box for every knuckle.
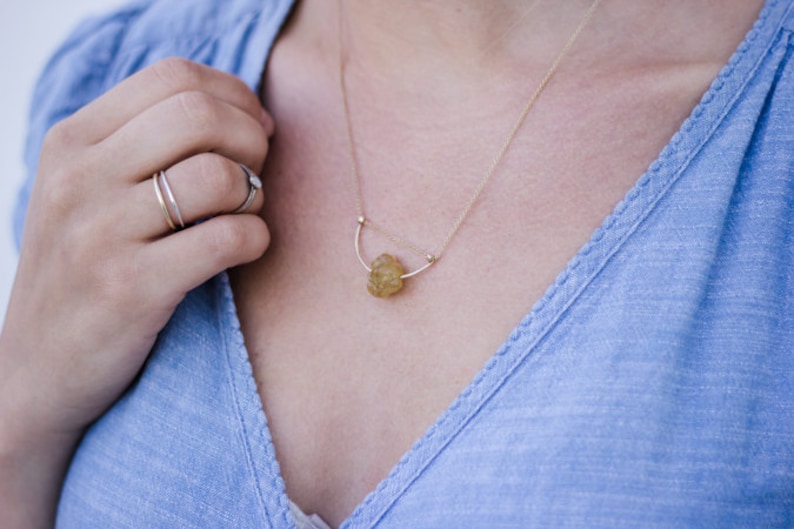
[195,155,238,199]
[174,90,219,134]
[151,57,202,91]
[42,119,78,151]
[208,217,250,259]
[36,157,91,215]
[39,174,76,214]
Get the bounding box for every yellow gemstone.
[367,254,405,298]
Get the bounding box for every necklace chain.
[339,0,603,294]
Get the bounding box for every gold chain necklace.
[339,0,602,298]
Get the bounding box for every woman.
[1,0,792,527]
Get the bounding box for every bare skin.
[0,0,766,528]
[234,0,766,526]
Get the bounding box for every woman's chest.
[229,60,718,525]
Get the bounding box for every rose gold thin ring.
[152,171,177,231]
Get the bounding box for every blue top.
[15,0,794,527]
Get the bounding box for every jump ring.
[152,171,178,231]
[233,165,263,214]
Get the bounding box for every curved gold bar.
[354,219,373,273]
[354,218,438,280]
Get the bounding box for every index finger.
[66,58,272,145]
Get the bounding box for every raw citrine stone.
[367,254,405,298]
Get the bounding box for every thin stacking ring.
[232,165,262,214]
[157,170,185,229]
[152,171,177,231]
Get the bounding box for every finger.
[95,90,270,184]
[66,58,271,145]
[139,214,270,300]
[128,154,265,238]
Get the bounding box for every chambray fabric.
[13,0,794,527]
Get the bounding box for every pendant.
[355,217,438,298]
[367,254,405,298]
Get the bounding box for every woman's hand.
[0,58,273,528]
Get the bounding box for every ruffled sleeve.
[14,0,154,248]
[14,0,290,249]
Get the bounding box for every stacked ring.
[233,165,263,214]
[158,170,185,229]
[152,170,184,231]
[153,164,262,232]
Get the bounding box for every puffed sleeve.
[14,1,153,249]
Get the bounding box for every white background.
[0,0,125,326]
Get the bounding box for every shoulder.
[783,0,794,30]
[23,0,294,143]
[723,0,794,145]
[39,0,295,89]
[22,0,294,144]
[26,0,295,116]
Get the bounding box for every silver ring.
[157,170,185,229]
[153,171,177,231]
[232,165,262,214]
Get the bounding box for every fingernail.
[260,108,275,135]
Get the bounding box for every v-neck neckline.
[217,1,789,527]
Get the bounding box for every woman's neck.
[283,0,766,115]
[340,0,598,81]
[334,0,765,75]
